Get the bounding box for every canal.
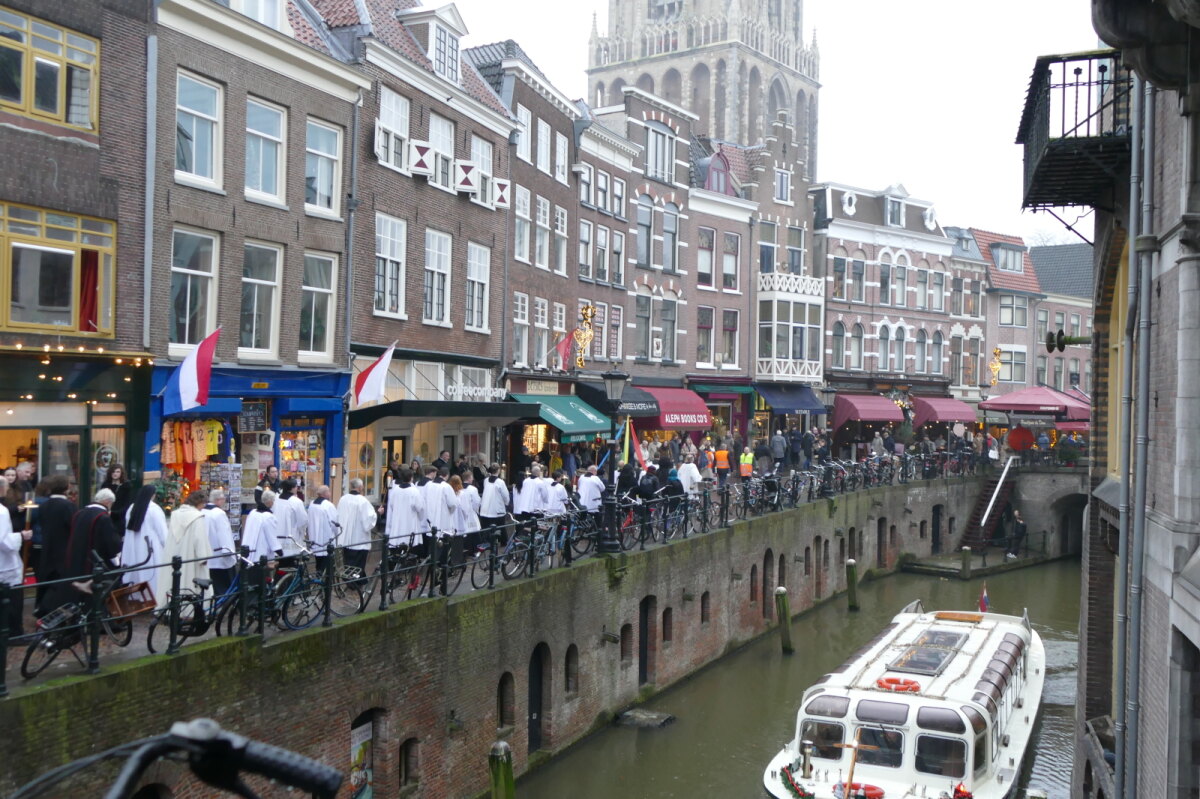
[520,558,1079,798]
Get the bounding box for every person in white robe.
[337,478,377,577]
[422,469,458,537]
[275,479,308,562]
[122,485,168,593]
[677,455,703,496]
[201,488,237,598]
[306,484,340,573]
[386,468,428,554]
[576,465,606,514]
[156,490,212,608]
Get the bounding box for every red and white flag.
[353,341,397,406]
[555,333,573,369]
[163,327,221,414]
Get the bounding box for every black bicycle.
[10,717,342,798]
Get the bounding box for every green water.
[519,559,1080,798]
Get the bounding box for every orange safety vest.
[714,449,730,470]
[739,452,754,476]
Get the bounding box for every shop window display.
[279,417,325,493]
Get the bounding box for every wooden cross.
[834,727,879,798]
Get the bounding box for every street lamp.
[598,369,629,554]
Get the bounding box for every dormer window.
[885,197,904,227]
[240,0,282,29]
[994,246,1023,272]
[434,24,459,83]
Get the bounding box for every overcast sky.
[453,0,1101,244]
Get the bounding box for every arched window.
[700,590,711,623]
[565,644,579,694]
[931,331,944,374]
[915,330,927,373]
[878,326,890,371]
[399,738,420,787]
[750,564,759,603]
[497,673,516,727]
[804,545,812,575]
[620,623,633,661]
[832,322,845,368]
[636,195,653,267]
[894,326,906,371]
[662,203,679,272]
[851,324,864,369]
[662,608,673,643]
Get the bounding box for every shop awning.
[1055,420,1090,432]
[984,411,1010,426]
[979,385,1090,418]
[639,387,712,430]
[831,393,904,431]
[576,381,660,417]
[163,397,243,417]
[911,396,977,429]
[349,399,539,430]
[753,383,827,414]
[510,394,612,439]
[275,397,344,415]
[690,383,755,394]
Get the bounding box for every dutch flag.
[163,328,221,415]
[978,583,990,613]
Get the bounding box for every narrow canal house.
[1017,20,1200,799]
[0,0,153,497]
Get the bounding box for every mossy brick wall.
[0,476,985,798]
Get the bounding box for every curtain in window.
[79,248,99,332]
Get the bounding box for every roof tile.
[1030,243,1094,298]
[969,228,1043,294]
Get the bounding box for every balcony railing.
[1017,49,1133,210]
[756,357,822,382]
[758,271,823,298]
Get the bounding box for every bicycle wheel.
[570,518,595,555]
[146,612,170,653]
[330,578,366,617]
[618,511,639,550]
[501,540,528,580]
[22,633,68,679]
[470,550,496,589]
[732,488,747,520]
[281,583,323,629]
[103,613,134,648]
[443,561,467,594]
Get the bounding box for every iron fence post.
[86,561,104,673]
[638,503,648,551]
[0,581,10,697]
[166,555,183,655]
[322,545,335,628]
[721,485,729,528]
[562,516,572,567]
[237,545,250,635]
[488,529,499,590]
[256,555,268,637]
[428,528,440,598]
[701,488,710,534]
[682,493,690,539]
[378,540,390,612]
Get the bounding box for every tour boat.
[763,601,1045,799]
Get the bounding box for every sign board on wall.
[239,401,269,432]
[349,722,373,798]
[524,380,561,395]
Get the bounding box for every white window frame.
[662,203,679,273]
[533,297,550,368]
[552,302,567,367]
[999,294,1028,327]
[245,97,285,204]
[465,241,490,333]
[423,228,452,327]
[305,118,342,217]
[696,305,715,366]
[470,134,494,208]
[238,240,281,357]
[578,163,593,204]
[612,178,626,217]
[374,212,406,319]
[579,220,593,279]
[512,292,529,366]
[241,0,282,29]
[433,23,460,83]
[646,123,674,182]
[611,231,625,285]
[610,304,623,360]
[516,105,531,162]
[536,118,551,174]
[376,85,410,172]
[428,113,455,190]
[596,171,610,210]
[514,185,531,263]
[554,131,569,184]
[299,251,337,362]
[595,225,609,283]
[885,197,904,227]
[534,195,551,269]
[175,71,222,189]
[721,309,740,368]
[774,168,791,203]
[996,247,1024,273]
[553,206,568,275]
[168,227,219,355]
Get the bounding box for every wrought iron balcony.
[1016,50,1133,210]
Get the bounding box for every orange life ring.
[834,782,886,799]
[875,676,920,693]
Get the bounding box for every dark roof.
[943,226,985,261]
[463,40,550,95]
[1030,243,1094,298]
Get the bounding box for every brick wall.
[0,477,985,798]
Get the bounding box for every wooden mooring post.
[489,740,515,799]
[774,586,793,654]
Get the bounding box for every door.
[382,436,407,485]
[44,430,83,497]
[442,435,456,463]
[932,505,943,555]
[638,595,657,685]
[527,647,544,753]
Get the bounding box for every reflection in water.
[519,560,1079,798]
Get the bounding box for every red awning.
[911,396,977,429]
[832,393,904,430]
[979,385,1089,418]
[640,387,712,430]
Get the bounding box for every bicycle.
[11,717,342,798]
[147,575,226,654]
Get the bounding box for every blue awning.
[163,397,243,417]
[275,397,344,415]
[754,383,827,414]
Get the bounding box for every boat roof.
[806,607,1034,715]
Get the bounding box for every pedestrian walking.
[1006,509,1027,559]
[337,478,377,576]
[202,489,237,598]
[156,490,212,609]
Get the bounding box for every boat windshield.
[856,727,904,768]
[799,719,844,760]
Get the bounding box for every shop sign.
[240,401,269,432]
[446,384,507,401]
[251,382,269,389]
[662,411,711,426]
[524,380,561,395]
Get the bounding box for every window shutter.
[408,141,434,175]
[454,160,480,194]
[373,119,387,162]
[492,178,511,208]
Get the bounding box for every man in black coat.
[34,475,75,608]
[40,488,121,615]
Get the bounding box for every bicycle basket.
[106,582,157,618]
[38,603,81,630]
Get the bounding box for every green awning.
[690,384,755,394]
[510,394,612,439]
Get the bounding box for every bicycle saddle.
[194,578,213,589]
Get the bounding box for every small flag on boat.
[978,583,989,613]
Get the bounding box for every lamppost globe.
[601,369,630,405]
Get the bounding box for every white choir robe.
[423,480,457,535]
[337,492,378,551]
[385,485,427,548]
[0,509,23,586]
[455,488,482,536]
[277,495,308,556]
[121,500,168,588]
[546,482,568,515]
[479,478,510,517]
[242,509,280,563]
[678,462,702,496]
[201,505,237,570]
[306,498,339,556]
[576,474,605,512]
[157,504,212,609]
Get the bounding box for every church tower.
[587,0,819,175]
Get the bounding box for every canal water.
[520,559,1080,798]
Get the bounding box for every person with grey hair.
[40,485,122,614]
[0,477,32,636]
[307,485,339,574]
[202,489,237,597]
[242,490,281,565]
[338,478,378,577]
